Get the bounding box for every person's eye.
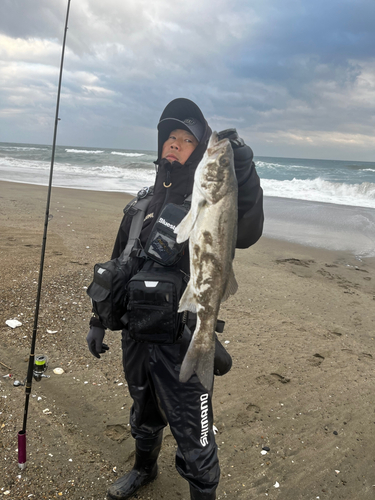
[169,135,176,140]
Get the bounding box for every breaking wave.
[65,149,104,154]
[111,151,145,157]
[261,177,375,209]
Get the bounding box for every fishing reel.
[33,355,50,382]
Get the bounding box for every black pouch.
[144,203,189,266]
[125,260,189,344]
[86,241,144,331]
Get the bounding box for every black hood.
[156,97,212,165]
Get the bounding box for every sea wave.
[0,155,155,192]
[65,149,104,154]
[111,151,145,157]
[2,150,375,208]
[262,177,375,209]
[256,160,310,171]
[0,156,51,170]
[0,146,46,151]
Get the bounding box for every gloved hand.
[214,335,232,376]
[86,326,109,358]
[217,128,245,149]
[218,128,254,189]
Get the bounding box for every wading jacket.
[112,124,264,261]
[89,122,264,331]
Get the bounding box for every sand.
[1,181,375,499]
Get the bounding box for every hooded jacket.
[111,98,263,260]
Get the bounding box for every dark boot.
[107,434,162,500]
[189,484,216,500]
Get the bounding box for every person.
[86,98,264,500]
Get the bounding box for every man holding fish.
[87,98,263,499]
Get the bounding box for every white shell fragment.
[274,481,280,488]
[43,409,52,415]
[47,329,58,334]
[53,368,65,375]
[261,450,268,455]
[6,319,22,328]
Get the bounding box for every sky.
[0,0,375,161]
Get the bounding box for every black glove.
[86,326,109,358]
[218,128,254,190]
[214,335,232,376]
[217,128,245,149]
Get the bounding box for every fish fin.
[178,283,197,313]
[175,209,195,243]
[221,267,238,302]
[179,331,215,391]
[175,196,205,243]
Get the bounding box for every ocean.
[1,141,375,257]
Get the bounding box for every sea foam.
[261,177,375,209]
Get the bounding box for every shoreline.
[2,180,375,258]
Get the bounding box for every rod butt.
[18,430,26,469]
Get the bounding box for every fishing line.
[18,0,72,470]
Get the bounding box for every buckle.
[137,186,153,200]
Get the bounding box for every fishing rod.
[18,0,72,470]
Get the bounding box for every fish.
[174,131,238,390]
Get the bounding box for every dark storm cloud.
[1,0,374,159]
[0,0,66,38]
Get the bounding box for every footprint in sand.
[342,349,373,361]
[275,258,316,278]
[316,268,334,280]
[235,403,261,425]
[307,353,325,367]
[276,258,315,267]
[326,329,343,338]
[360,352,373,359]
[105,424,131,443]
[256,373,291,386]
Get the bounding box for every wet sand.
[1,181,375,499]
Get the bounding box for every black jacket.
[89,115,264,330]
[112,121,263,259]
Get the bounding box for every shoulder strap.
[122,187,153,260]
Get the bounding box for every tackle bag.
[86,188,152,331]
[125,259,189,344]
[86,242,145,331]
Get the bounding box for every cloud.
[0,0,375,160]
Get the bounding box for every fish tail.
[179,333,215,391]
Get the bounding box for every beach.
[1,181,375,499]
